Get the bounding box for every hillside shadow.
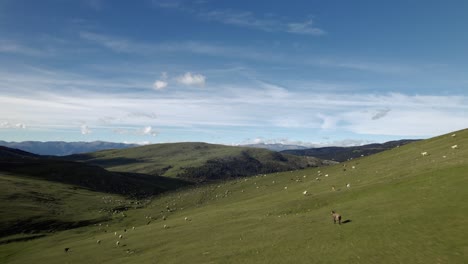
[342,219,352,224]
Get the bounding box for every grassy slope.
[2,129,468,263]
[0,172,131,239]
[68,142,327,181]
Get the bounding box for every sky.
[1,0,467,146]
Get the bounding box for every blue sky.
[1,0,467,146]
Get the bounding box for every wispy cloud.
[287,20,325,35]
[0,40,43,56]
[153,2,325,36]
[1,83,466,138]
[371,108,391,120]
[199,9,325,36]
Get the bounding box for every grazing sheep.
[97,240,101,244]
[132,226,135,230]
[443,155,447,158]
[303,190,308,196]
[331,211,342,225]
[119,234,123,239]
[352,166,356,169]
[452,134,456,137]
[114,232,117,236]
[184,217,190,221]
[346,183,351,188]
[164,225,169,229]
[451,145,458,149]
[116,241,120,246]
[325,174,329,177]
[421,152,428,156]
[331,186,336,191]
[284,186,288,190]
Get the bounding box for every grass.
[0,172,130,239]
[1,129,467,263]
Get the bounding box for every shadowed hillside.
[282,139,419,161]
[0,147,191,198]
[68,142,334,182]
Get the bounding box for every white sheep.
[184,217,190,221]
[451,145,458,149]
[325,174,329,177]
[116,241,120,246]
[346,183,351,188]
[452,134,456,137]
[352,166,356,169]
[119,234,123,239]
[421,152,428,156]
[284,186,288,190]
[303,190,308,196]
[114,232,117,236]
[132,226,135,230]
[164,225,169,229]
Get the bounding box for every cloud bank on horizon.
[0,0,467,146]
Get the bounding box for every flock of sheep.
[64,132,462,253]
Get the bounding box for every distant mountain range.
[0,141,137,156]
[281,139,420,162]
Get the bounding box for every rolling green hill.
[1,129,467,263]
[68,142,331,182]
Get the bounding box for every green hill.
[1,129,467,263]
[68,142,330,182]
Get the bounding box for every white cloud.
[176,72,206,87]
[113,126,158,137]
[141,126,158,136]
[153,80,168,90]
[0,121,27,129]
[80,124,92,135]
[152,71,169,90]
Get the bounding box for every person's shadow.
[342,219,352,224]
